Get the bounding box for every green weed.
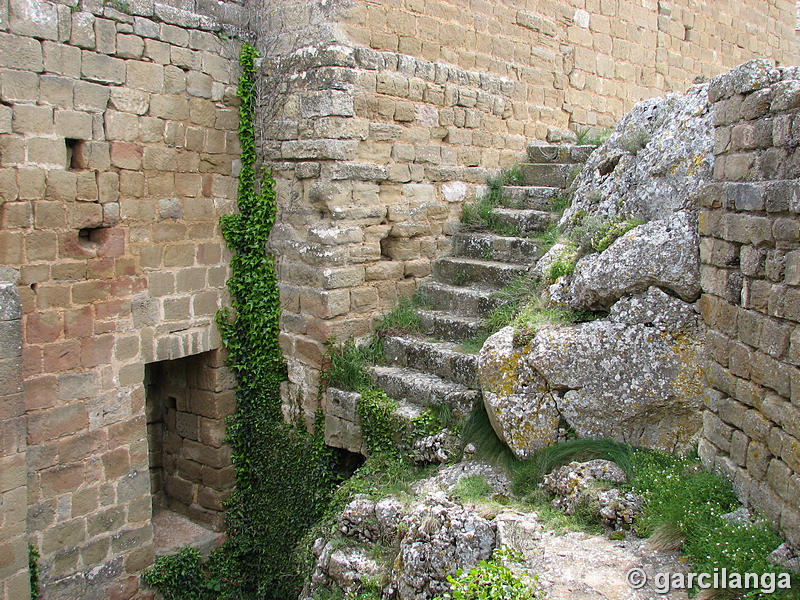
[576,127,613,147]
[549,193,571,214]
[620,128,650,154]
[567,215,643,255]
[461,167,525,235]
[375,297,422,335]
[628,450,795,598]
[547,246,578,282]
[435,547,546,600]
[452,476,494,503]
[324,336,383,392]
[527,223,561,251]
[459,331,491,354]
[459,404,516,468]
[588,128,612,146]
[29,545,40,600]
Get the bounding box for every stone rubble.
[303,462,688,600]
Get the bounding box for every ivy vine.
[142,42,338,600]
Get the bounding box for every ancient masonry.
[0,0,797,598]
[699,62,800,547]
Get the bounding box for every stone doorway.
[144,350,236,536]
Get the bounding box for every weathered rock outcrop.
[303,484,498,600]
[480,290,705,458]
[303,462,690,600]
[550,212,701,310]
[562,82,713,226]
[391,494,496,600]
[540,459,642,529]
[480,79,717,458]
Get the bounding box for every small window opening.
[77,227,106,250]
[65,138,86,170]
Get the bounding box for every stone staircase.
[325,143,593,454]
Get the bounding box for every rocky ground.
[300,460,691,600]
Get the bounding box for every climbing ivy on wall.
[143,42,338,600]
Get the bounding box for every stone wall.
[0,274,29,600]
[258,0,800,427]
[339,0,799,130]
[0,0,798,596]
[699,60,800,545]
[0,0,245,595]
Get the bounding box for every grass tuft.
[375,297,422,336]
[324,336,384,392]
[510,438,634,501]
[459,404,516,469]
[461,167,525,236]
[452,475,494,503]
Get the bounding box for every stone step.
[518,163,576,188]
[526,143,595,164]
[501,185,562,210]
[324,387,425,454]
[381,335,480,389]
[491,208,557,234]
[416,280,501,318]
[452,231,545,263]
[417,309,485,343]
[368,365,481,418]
[432,256,528,288]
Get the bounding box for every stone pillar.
[0,272,30,600]
[699,59,800,544]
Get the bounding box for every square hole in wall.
[145,350,234,553]
[65,138,87,170]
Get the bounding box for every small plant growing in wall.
[461,167,525,236]
[29,545,40,600]
[620,128,650,155]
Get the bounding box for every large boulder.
[561,82,713,226]
[479,288,705,458]
[489,73,717,459]
[550,211,700,310]
[390,493,496,600]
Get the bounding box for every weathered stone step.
[381,335,480,389]
[526,143,595,164]
[452,231,545,263]
[518,163,575,188]
[416,280,501,318]
[324,387,424,454]
[432,256,527,288]
[417,309,485,343]
[491,208,557,234]
[368,365,481,417]
[501,185,561,210]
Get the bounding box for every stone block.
[0,32,42,71]
[81,51,125,84]
[70,12,96,48]
[126,59,164,92]
[0,68,39,104]
[320,266,364,290]
[55,110,93,140]
[10,0,58,40]
[73,81,109,113]
[28,137,66,167]
[13,104,53,134]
